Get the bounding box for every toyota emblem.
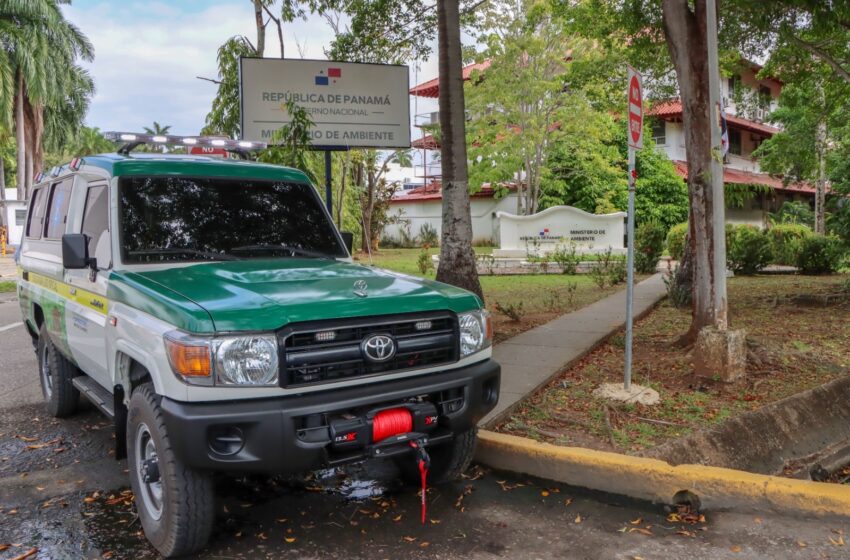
[361,334,396,363]
[353,279,368,297]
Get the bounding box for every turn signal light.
[165,339,211,377]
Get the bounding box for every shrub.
[494,300,525,322]
[727,225,772,275]
[550,242,580,275]
[416,246,434,274]
[767,223,812,265]
[666,222,688,261]
[796,235,846,274]
[418,223,439,247]
[635,221,666,274]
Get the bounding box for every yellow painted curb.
[476,430,850,517]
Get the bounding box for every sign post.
[624,66,643,392]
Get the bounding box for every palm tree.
[142,121,172,153]
[0,0,94,198]
[434,0,482,300]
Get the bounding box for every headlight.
[214,335,279,386]
[164,332,279,386]
[458,310,493,357]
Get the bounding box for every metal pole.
[706,0,728,330]
[324,149,333,215]
[624,147,636,391]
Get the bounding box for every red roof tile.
[391,181,515,202]
[411,134,439,150]
[409,60,492,98]
[648,100,780,136]
[672,161,815,194]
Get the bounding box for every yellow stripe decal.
[27,272,109,315]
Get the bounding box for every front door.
[65,182,112,388]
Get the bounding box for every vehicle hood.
[114,259,481,332]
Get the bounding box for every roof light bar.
[35,171,46,183]
[104,131,266,152]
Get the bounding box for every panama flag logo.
[539,228,550,237]
[315,67,342,86]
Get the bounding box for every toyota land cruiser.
[16,133,500,557]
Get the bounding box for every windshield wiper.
[229,244,332,259]
[130,248,241,261]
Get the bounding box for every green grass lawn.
[355,248,644,342]
[0,281,15,293]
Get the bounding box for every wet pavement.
[3,291,850,559]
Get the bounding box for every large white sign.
[239,58,411,148]
[494,206,626,257]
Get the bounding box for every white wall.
[385,193,519,244]
[3,198,26,248]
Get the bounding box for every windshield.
[118,176,346,264]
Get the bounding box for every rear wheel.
[37,324,79,417]
[395,428,478,485]
[127,383,214,558]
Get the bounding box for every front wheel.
[127,383,214,558]
[395,428,478,485]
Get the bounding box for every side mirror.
[340,231,354,255]
[62,233,91,269]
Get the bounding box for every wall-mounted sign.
[239,58,411,149]
[494,206,626,257]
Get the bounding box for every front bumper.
[160,358,500,474]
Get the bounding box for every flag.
[719,95,729,157]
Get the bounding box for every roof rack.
[103,131,267,156]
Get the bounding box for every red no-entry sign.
[627,66,643,150]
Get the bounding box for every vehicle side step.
[72,376,115,418]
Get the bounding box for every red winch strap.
[372,408,413,443]
[410,440,430,524]
[418,458,428,524]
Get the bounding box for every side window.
[15,209,27,226]
[45,179,74,239]
[25,187,47,238]
[81,185,111,266]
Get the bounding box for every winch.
[328,401,439,451]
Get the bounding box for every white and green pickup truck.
[15,133,500,557]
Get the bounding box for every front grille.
[279,312,459,387]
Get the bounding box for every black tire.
[396,428,478,485]
[127,383,214,558]
[37,323,79,417]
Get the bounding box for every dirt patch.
[494,275,850,454]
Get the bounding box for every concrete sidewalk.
[481,273,667,426]
[0,255,17,279]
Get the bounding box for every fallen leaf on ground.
[829,535,845,546]
[284,537,296,544]
[430,519,441,525]
[730,545,742,553]
[676,530,696,538]
[392,514,402,522]
[275,518,288,524]
[564,498,573,507]
[541,490,549,497]
[628,527,653,536]
[629,518,642,525]
[256,532,267,540]
[797,540,807,548]
[420,542,430,548]
[403,536,417,542]
[574,515,582,524]
[16,436,38,442]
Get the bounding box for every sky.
[61,0,440,158]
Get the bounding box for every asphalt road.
[2,290,850,559]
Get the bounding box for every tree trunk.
[336,155,347,228]
[23,98,43,199]
[15,71,26,201]
[0,159,6,231]
[253,0,266,57]
[661,0,719,342]
[435,0,483,301]
[814,83,827,235]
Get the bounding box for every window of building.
[728,129,742,156]
[15,209,26,226]
[727,75,739,98]
[651,120,666,145]
[26,187,47,238]
[81,185,110,265]
[758,85,772,108]
[45,179,74,239]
